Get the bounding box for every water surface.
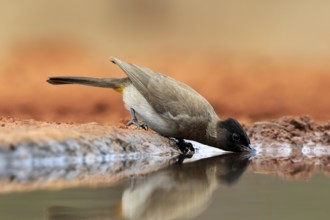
[0,152,328,220]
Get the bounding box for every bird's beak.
[240,144,256,153]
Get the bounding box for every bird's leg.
[129,176,137,190]
[171,138,195,157]
[126,108,148,130]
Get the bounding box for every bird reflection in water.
[47,153,252,220]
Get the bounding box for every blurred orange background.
[0,0,329,123]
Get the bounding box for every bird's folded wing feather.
[111,58,215,120]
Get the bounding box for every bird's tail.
[47,76,129,93]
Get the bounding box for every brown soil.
[247,115,330,146]
[0,116,177,155]
[0,44,329,124]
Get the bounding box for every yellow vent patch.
[114,85,125,94]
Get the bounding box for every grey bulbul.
[47,57,252,154]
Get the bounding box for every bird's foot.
[127,108,148,130]
[126,119,148,130]
[171,138,195,157]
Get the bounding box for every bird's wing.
[111,57,216,120]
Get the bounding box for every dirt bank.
[0,115,328,193]
[248,115,330,146]
[0,116,179,193]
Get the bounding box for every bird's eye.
[232,133,240,141]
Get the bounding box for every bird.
[47,57,252,154]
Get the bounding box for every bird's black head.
[216,118,253,152]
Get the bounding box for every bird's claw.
[180,142,195,157]
[127,108,148,130]
[171,138,195,157]
[126,119,148,131]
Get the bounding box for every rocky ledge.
[0,116,328,192]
